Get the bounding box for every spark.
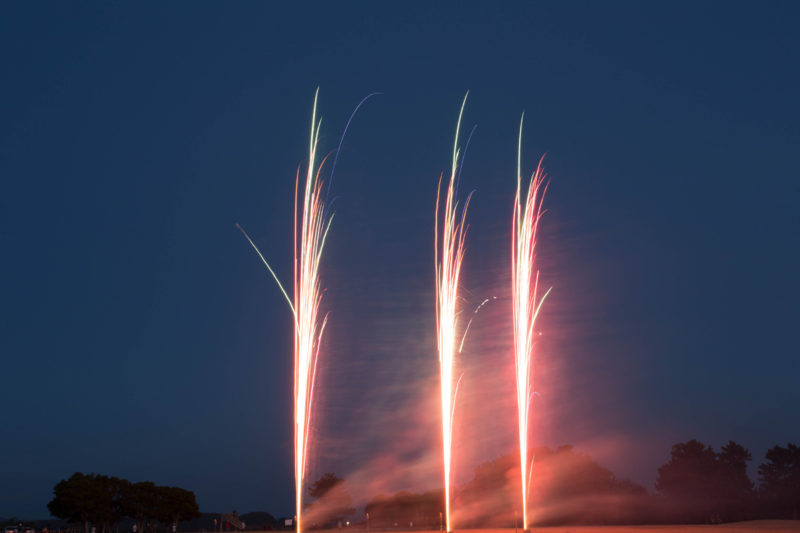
[435,92,473,533]
[238,89,332,533]
[511,114,551,531]
[459,296,498,353]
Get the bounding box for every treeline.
[656,440,799,523]
[360,440,800,527]
[47,441,799,529]
[48,473,200,533]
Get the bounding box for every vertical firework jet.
[511,115,551,531]
[435,94,472,533]
[238,90,332,533]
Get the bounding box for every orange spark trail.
[511,115,551,531]
[435,93,472,533]
[238,89,332,533]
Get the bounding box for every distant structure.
[220,511,245,531]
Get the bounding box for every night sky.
[2,1,799,521]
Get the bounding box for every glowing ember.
[511,114,552,530]
[238,89,332,533]
[435,93,473,533]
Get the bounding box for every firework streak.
[511,115,552,530]
[237,90,332,533]
[435,94,473,533]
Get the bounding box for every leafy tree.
[156,486,201,531]
[657,440,717,494]
[48,473,101,533]
[49,473,131,533]
[758,443,800,519]
[535,445,646,501]
[308,474,342,500]
[717,441,755,521]
[49,473,200,533]
[305,473,355,528]
[455,446,647,527]
[656,439,755,523]
[656,439,720,522]
[120,481,160,533]
[83,475,130,533]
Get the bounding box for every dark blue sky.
[2,1,799,521]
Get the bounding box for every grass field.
[293,523,800,533]
[449,523,800,533]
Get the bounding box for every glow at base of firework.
[512,115,551,530]
[435,93,472,533]
[238,90,332,533]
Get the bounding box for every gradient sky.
[2,1,799,521]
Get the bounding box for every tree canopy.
[48,473,199,533]
[305,473,355,528]
[655,439,755,522]
[758,443,800,519]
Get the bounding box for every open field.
[478,523,800,533]
[283,523,800,533]
[468,524,800,533]
[467,522,800,533]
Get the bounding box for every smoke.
[288,131,674,525]
[303,481,354,527]
[452,445,651,527]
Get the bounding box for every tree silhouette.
[308,474,342,500]
[655,439,755,523]
[717,441,754,521]
[50,473,200,533]
[121,481,160,533]
[759,443,800,519]
[454,446,647,527]
[48,473,97,533]
[156,486,201,531]
[305,473,354,528]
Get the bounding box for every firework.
[435,93,473,533]
[238,89,332,533]
[511,114,551,530]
